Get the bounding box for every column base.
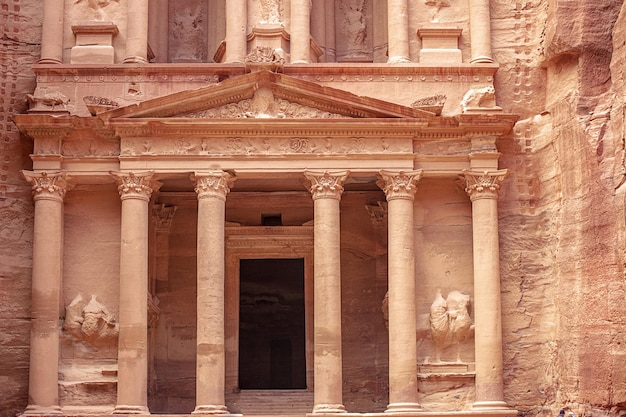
[21,405,63,415]
[471,401,512,410]
[470,56,494,64]
[192,405,232,414]
[113,405,150,414]
[385,402,423,413]
[123,56,149,64]
[312,404,347,413]
[387,56,411,64]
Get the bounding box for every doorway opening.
[238,258,306,389]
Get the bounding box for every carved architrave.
[462,169,508,201]
[22,170,68,202]
[303,170,349,200]
[192,170,236,201]
[377,169,423,201]
[110,171,155,201]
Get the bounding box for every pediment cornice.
[98,70,434,121]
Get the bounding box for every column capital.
[377,169,422,201]
[463,169,508,201]
[110,171,155,201]
[192,171,236,201]
[304,170,349,200]
[22,170,69,202]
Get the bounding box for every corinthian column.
[387,0,410,63]
[111,171,154,414]
[377,170,422,413]
[40,0,64,64]
[468,0,494,63]
[304,170,348,414]
[463,170,510,410]
[21,171,68,416]
[224,0,247,63]
[291,0,311,63]
[124,0,149,63]
[192,171,236,414]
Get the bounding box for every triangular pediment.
[100,70,433,120]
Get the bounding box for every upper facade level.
[41,0,494,66]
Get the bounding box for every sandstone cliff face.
[2,1,626,416]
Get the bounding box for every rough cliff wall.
[0,1,40,415]
[2,1,626,416]
[494,1,626,417]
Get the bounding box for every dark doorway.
[238,258,306,389]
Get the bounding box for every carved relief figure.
[170,3,207,62]
[429,289,474,362]
[64,294,119,343]
[340,0,368,57]
[74,0,120,21]
[424,0,450,21]
[461,85,497,111]
[260,0,284,24]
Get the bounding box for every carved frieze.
[120,136,411,157]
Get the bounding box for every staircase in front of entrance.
[226,389,313,416]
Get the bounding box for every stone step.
[226,390,313,415]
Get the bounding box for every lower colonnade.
[21,167,512,417]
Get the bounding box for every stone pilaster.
[124,0,149,63]
[21,171,68,415]
[463,169,510,410]
[225,0,247,63]
[111,171,154,414]
[291,0,312,63]
[387,0,410,63]
[40,0,64,64]
[304,170,349,414]
[468,0,494,63]
[377,169,423,413]
[192,171,236,414]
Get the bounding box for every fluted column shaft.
[464,170,509,409]
[192,171,235,414]
[304,170,348,414]
[387,0,410,63]
[124,0,149,63]
[225,0,247,63]
[377,170,422,412]
[291,0,311,63]
[40,0,64,64]
[22,171,67,416]
[111,171,154,414]
[469,0,494,63]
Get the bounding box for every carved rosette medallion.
[152,204,178,233]
[377,169,423,201]
[192,171,236,201]
[110,171,154,201]
[304,170,349,200]
[22,170,68,202]
[463,169,508,201]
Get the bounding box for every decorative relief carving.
[339,0,369,59]
[152,204,177,232]
[365,201,388,225]
[83,95,119,116]
[463,169,508,201]
[73,0,121,21]
[121,137,410,157]
[64,294,119,343]
[192,171,236,201]
[259,0,284,24]
[304,170,349,200]
[22,170,68,202]
[181,88,346,119]
[377,170,423,201]
[461,85,497,112]
[110,171,154,201]
[61,138,119,157]
[429,289,474,362]
[411,94,446,115]
[170,2,207,63]
[245,46,285,73]
[26,89,70,114]
[414,140,471,155]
